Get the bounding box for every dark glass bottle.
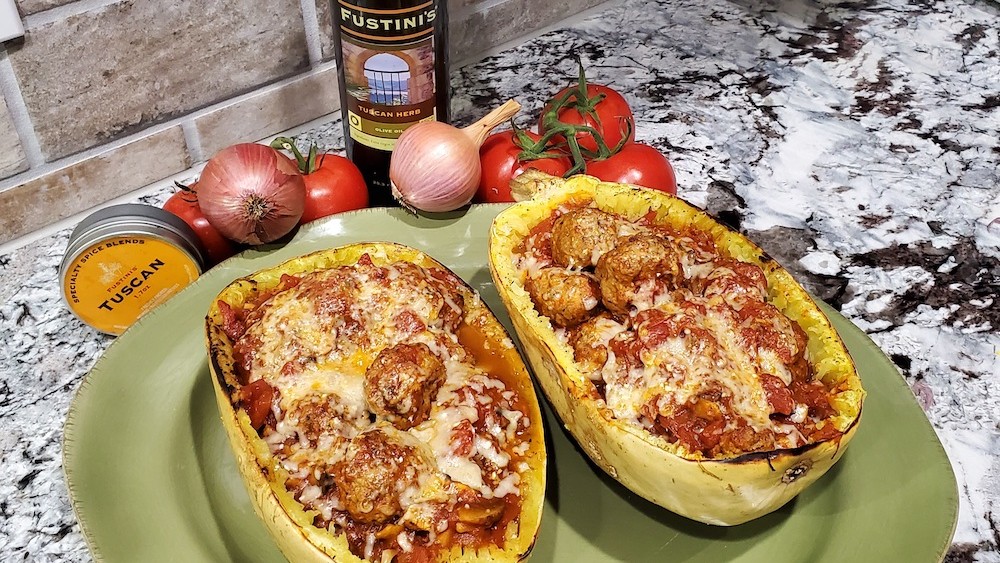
[331,0,451,207]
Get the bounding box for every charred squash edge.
[205,242,546,562]
[489,172,865,525]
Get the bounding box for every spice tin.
[59,203,207,335]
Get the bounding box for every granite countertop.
[2,0,998,561]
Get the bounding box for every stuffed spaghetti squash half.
[206,242,546,562]
[489,172,864,526]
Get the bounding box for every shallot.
[389,100,521,213]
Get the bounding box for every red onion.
[198,143,306,244]
[390,100,521,213]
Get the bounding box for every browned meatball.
[285,392,366,445]
[568,312,623,373]
[697,258,768,304]
[525,267,602,328]
[595,233,684,317]
[736,300,807,368]
[333,426,436,524]
[551,207,624,268]
[365,342,446,429]
[390,263,466,332]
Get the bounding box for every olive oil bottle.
[331,0,451,207]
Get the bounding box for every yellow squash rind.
[206,242,546,561]
[489,173,864,526]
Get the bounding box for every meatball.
[551,207,624,268]
[390,263,466,332]
[595,233,684,317]
[736,300,808,368]
[333,426,436,524]
[425,267,467,331]
[286,392,367,446]
[525,267,602,328]
[568,313,623,373]
[697,258,768,304]
[632,305,722,372]
[365,342,446,429]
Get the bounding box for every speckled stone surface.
[2,0,998,561]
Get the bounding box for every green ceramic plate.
[64,205,958,563]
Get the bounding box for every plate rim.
[61,204,960,563]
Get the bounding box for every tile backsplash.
[0,0,607,244]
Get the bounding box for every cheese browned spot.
[223,254,534,562]
[514,202,839,459]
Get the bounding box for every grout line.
[180,121,204,164]
[0,63,339,194]
[299,0,324,65]
[0,111,341,255]
[0,51,44,167]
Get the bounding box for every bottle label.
[337,0,440,152]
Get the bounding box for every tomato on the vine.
[270,137,368,223]
[162,183,239,267]
[539,84,635,155]
[477,129,571,203]
[585,143,677,195]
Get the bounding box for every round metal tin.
[59,203,207,335]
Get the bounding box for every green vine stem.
[270,136,321,174]
[527,60,635,176]
[172,180,198,203]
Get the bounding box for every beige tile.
[316,0,336,62]
[8,0,309,162]
[16,0,72,16]
[0,96,27,179]
[195,68,341,160]
[0,127,190,244]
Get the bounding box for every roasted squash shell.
[490,172,864,526]
[205,242,546,562]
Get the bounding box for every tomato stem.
[173,180,198,204]
[307,143,318,175]
[531,59,635,176]
[507,121,565,162]
[270,137,319,175]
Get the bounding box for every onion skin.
[390,122,481,213]
[199,143,306,244]
[390,100,522,213]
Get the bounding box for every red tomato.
[300,154,369,223]
[477,130,571,203]
[539,84,636,154]
[163,185,239,267]
[585,143,678,195]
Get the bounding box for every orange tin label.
[62,235,201,335]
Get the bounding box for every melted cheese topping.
[234,257,532,552]
[518,204,824,456]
